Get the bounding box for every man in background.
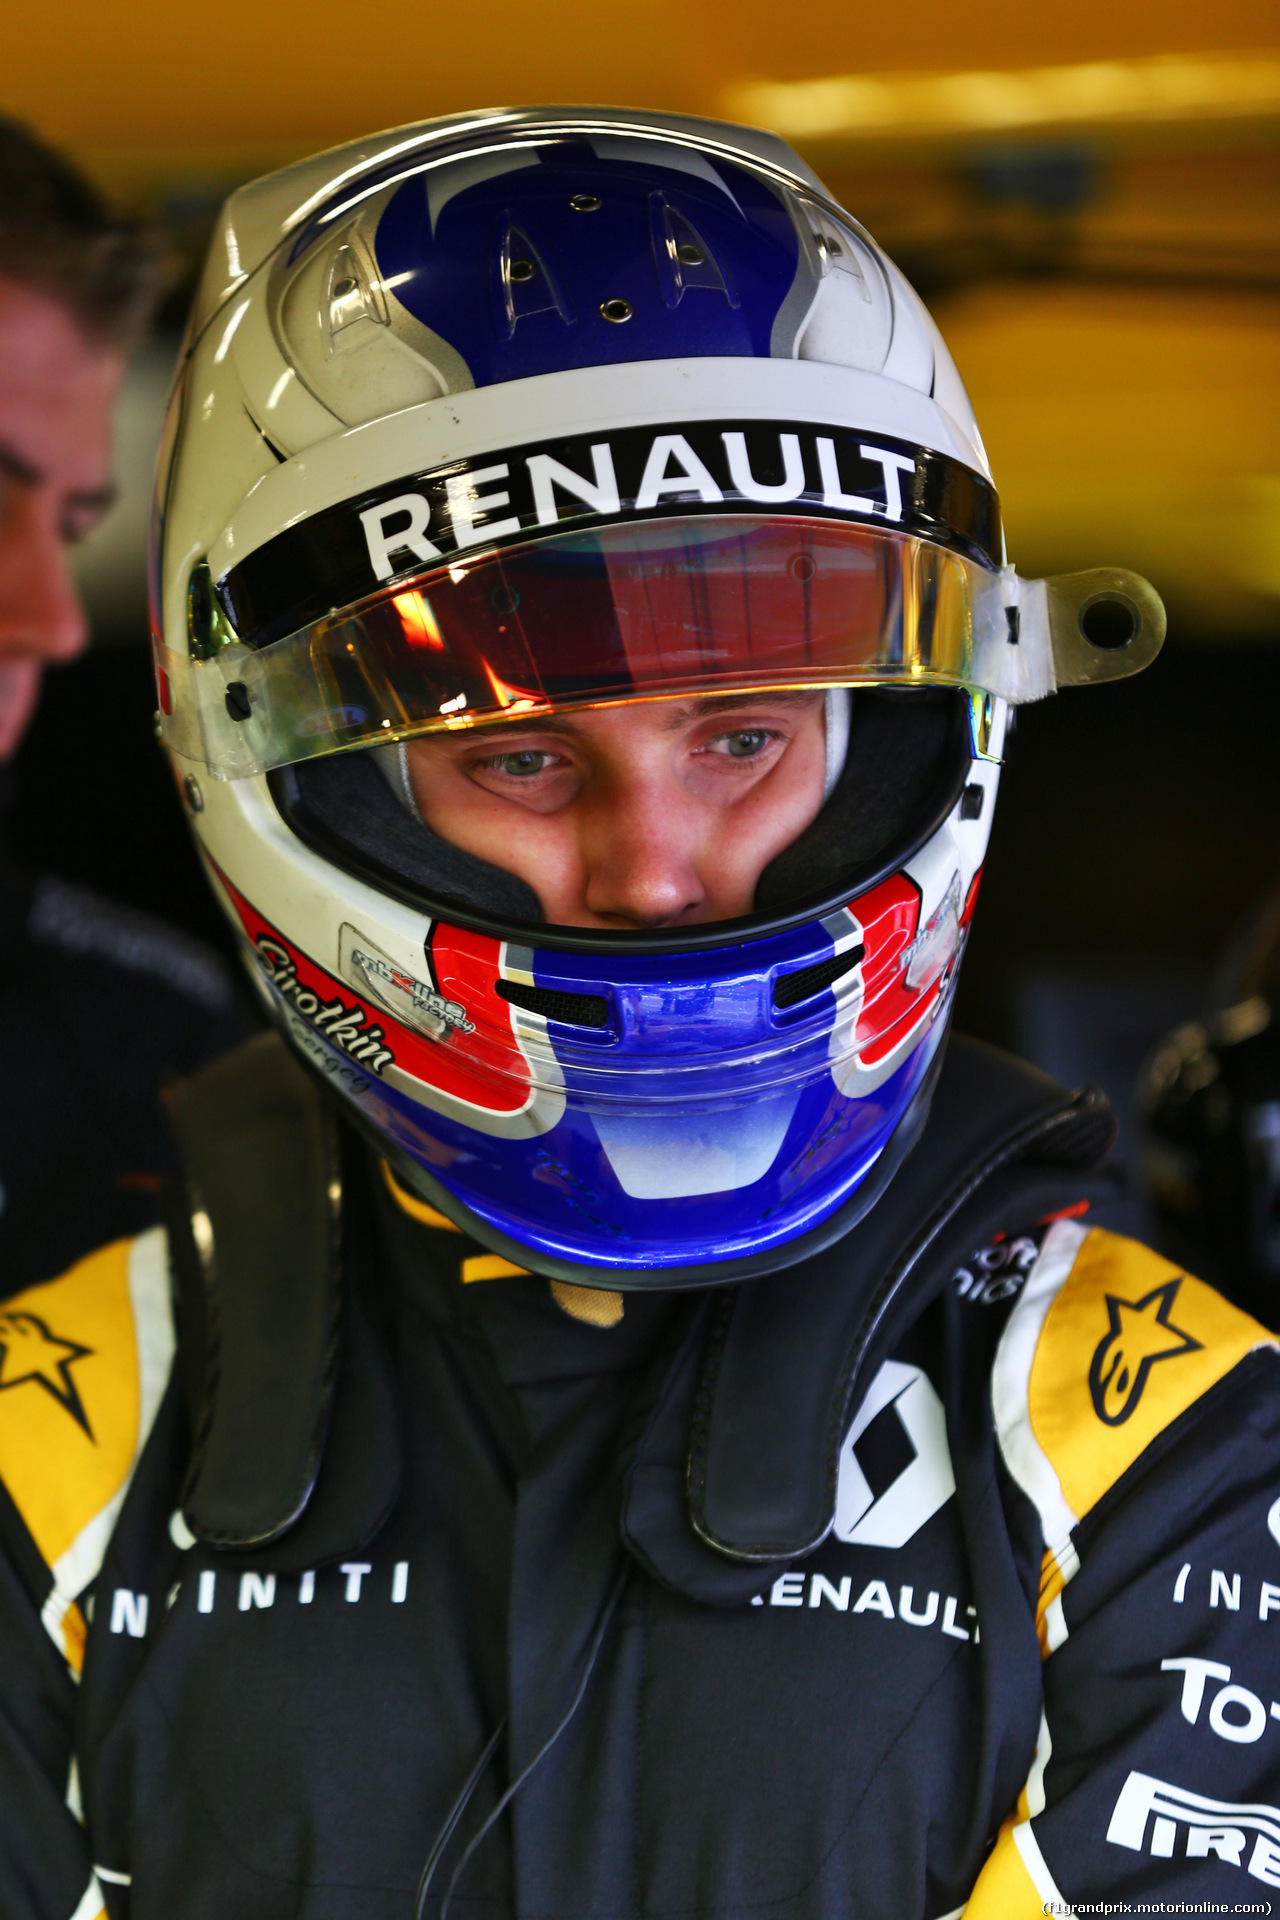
[0,118,247,1295]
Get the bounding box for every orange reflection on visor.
[316,519,971,724]
[392,590,445,650]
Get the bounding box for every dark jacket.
[0,864,250,1296]
[1,1034,1278,1919]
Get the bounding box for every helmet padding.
[755,689,969,913]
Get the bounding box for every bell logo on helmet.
[339,925,474,1040]
[900,873,962,995]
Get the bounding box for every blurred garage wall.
[4,0,1279,1180]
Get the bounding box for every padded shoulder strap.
[686,1035,1117,1564]
[165,1031,342,1550]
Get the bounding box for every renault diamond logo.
[833,1361,955,1548]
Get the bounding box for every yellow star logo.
[1088,1280,1202,1426]
[0,1311,94,1438]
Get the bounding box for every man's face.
[0,278,123,760]
[405,691,828,930]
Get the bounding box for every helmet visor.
[158,514,1162,778]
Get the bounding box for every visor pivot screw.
[600,297,632,323]
[225,681,252,722]
[570,193,601,211]
[675,243,704,265]
[509,258,536,282]
[182,776,204,814]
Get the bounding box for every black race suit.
[1,1035,1278,1920]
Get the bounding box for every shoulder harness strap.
[680,1036,1117,1568]
[165,1032,342,1550]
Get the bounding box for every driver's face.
[0,278,123,759]
[405,691,828,930]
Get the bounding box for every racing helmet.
[152,108,1165,1286]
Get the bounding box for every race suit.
[0,1034,1277,1920]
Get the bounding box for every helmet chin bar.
[364,1029,950,1291]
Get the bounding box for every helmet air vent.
[648,192,738,310]
[499,221,573,334]
[773,944,864,1011]
[325,244,387,353]
[806,208,873,303]
[495,978,610,1027]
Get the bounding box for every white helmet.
[150,108,1164,1284]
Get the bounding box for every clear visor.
[157,515,1165,779]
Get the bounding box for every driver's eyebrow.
[0,441,43,487]
[449,691,819,747]
[657,691,820,732]
[0,440,116,522]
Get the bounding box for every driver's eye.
[715,730,771,758]
[482,750,559,777]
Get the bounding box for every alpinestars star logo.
[1088,1278,1202,1425]
[0,1311,93,1436]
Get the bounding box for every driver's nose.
[0,486,90,664]
[579,774,708,929]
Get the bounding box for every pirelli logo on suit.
[215,420,1002,650]
[1108,1771,1280,1888]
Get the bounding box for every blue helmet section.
[372,1055,937,1271]
[369,942,943,1272]
[315,884,960,1275]
[372,143,802,386]
[229,756,977,1279]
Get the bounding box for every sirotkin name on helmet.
[217,421,1001,650]
[255,935,394,1073]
